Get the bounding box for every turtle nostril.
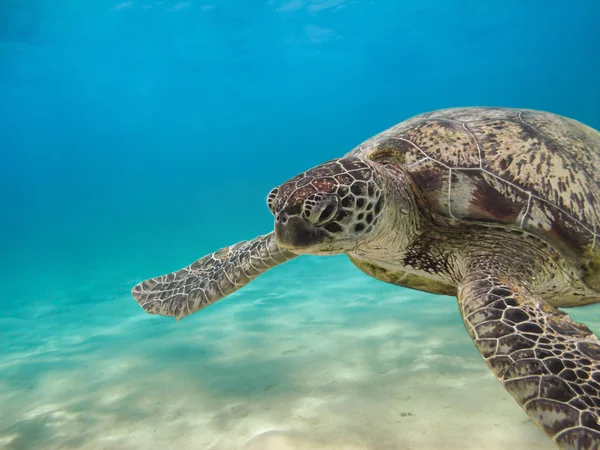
[277,213,288,224]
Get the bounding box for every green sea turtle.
[132,107,600,449]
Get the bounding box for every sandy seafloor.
[3,255,600,450]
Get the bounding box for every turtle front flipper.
[458,269,600,449]
[131,232,296,320]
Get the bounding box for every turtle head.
[267,157,387,255]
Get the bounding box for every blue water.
[2,1,600,449]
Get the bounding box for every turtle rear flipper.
[131,232,296,320]
[458,268,600,448]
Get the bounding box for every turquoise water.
[2,1,600,449]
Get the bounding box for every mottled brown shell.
[347,107,600,265]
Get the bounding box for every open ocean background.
[2,1,600,449]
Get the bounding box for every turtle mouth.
[275,215,331,250]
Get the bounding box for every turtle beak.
[275,213,329,250]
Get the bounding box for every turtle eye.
[267,187,279,214]
[316,201,338,225]
[304,194,339,226]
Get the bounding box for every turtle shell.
[346,107,600,265]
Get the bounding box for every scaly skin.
[132,107,600,449]
[131,233,295,320]
[459,268,600,449]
